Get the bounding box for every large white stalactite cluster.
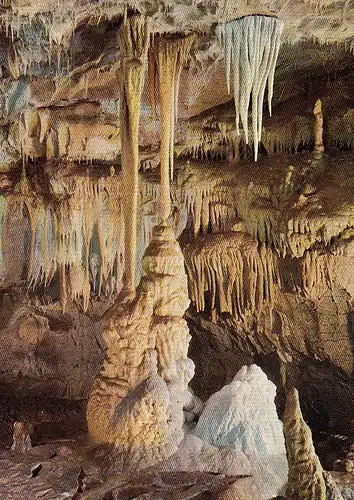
[218,15,284,160]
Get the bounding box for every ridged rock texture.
[86,223,195,470]
[283,387,344,500]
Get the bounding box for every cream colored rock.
[284,387,343,500]
[86,223,194,470]
[184,233,279,321]
[17,314,48,347]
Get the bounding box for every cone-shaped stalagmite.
[283,388,343,500]
[284,387,326,499]
[118,13,150,294]
[149,33,195,220]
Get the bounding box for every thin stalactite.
[149,32,195,221]
[118,12,150,295]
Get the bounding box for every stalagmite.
[86,224,195,469]
[283,388,343,500]
[313,99,325,156]
[149,33,195,220]
[217,15,283,160]
[118,13,150,294]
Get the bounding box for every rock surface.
[86,224,195,469]
[157,434,252,477]
[284,387,343,500]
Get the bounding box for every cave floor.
[0,442,352,500]
[0,396,352,500]
[0,443,242,500]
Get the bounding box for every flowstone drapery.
[86,223,195,469]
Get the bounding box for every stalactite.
[184,232,280,322]
[118,12,150,295]
[327,109,354,150]
[26,203,57,288]
[217,15,283,160]
[262,116,314,154]
[7,176,124,311]
[149,32,195,220]
[185,112,315,161]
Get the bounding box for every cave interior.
[0,1,353,499]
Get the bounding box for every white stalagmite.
[218,15,284,160]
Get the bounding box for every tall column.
[313,99,325,156]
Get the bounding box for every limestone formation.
[194,365,288,499]
[148,32,195,220]
[217,15,283,160]
[215,478,261,500]
[11,421,34,453]
[195,365,286,456]
[184,232,280,321]
[283,387,344,500]
[0,2,352,499]
[86,223,194,469]
[157,434,252,476]
[118,13,150,294]
[314,99,325,156]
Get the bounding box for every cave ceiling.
[0,0,352,167]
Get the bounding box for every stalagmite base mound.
[86,223,195,470]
